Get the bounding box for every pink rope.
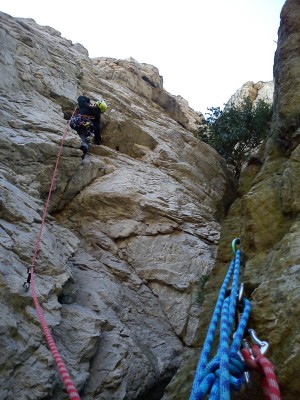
[241,344,281,400]
[29,113,80,399]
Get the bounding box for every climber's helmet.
[95,100,108,113]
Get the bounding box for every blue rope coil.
[190,249,251,400]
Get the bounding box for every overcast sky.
[0,0,285,114]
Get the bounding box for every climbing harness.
[23,111,80,400]
[70,108,95,159]
[70,112,95,135]
[189,239,281,400]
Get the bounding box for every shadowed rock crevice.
[163,2,300,399]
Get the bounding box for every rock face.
[92,57,203,132]
[226,80,274,108]
[163,1,300,399]
[0,11,236,400]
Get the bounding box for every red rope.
[241,344,281,400]
[29,114,80,400]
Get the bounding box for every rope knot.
[194,352,246,398]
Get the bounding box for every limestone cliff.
[164,1,300,399]
[0,11,235,400]
[226,80,274,108]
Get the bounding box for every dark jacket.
[77,96,101,144]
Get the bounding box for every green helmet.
[95,99,108,113]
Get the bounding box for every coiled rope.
[190,241,251,400]
[28,114,80,399]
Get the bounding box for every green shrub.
[195,97,273,178]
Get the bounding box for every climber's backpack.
[70,114,94,133]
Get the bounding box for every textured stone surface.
[93,56,203,132]
[273,0,300,143]
[0,11,236,400]
[165,1,300,399]
[226,80,274,109]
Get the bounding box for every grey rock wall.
[0,11,236,400]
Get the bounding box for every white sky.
[0,0,285,113]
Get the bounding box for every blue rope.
[190,249,251,400]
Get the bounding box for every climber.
[70,95,107,159]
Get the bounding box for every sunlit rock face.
[226,80,274,108]
[0,11,237,400]
[163,1,300,399]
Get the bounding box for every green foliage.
[195,97,273,178]
[196,273,210,306]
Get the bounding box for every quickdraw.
[190,239,251,400]
[190,239,281,400]
[23,267,32,292]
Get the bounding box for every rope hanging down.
[26,115,80,400]
[241,343,281,400]
[190,239,251,400]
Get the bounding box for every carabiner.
[238,282,244,303]
[248,329,269,355]
[23,267,32,292]
[232,238,241,254]
[238,339,252,387]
